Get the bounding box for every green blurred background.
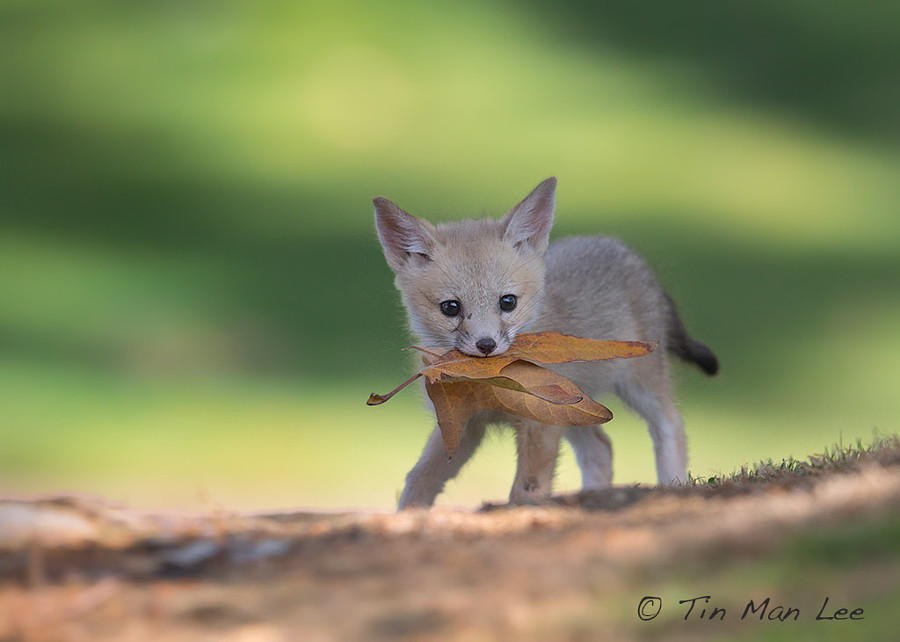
[1,0,897,512]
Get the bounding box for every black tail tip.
[690,340,720,376]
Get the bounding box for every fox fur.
[373,177,718,508]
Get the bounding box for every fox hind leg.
[616,377,687,485]
[565,425,614,490]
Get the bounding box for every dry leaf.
[367,332,655,405]
[437,360,583,405]
[419,332,654,382]
[367,331,656,456]
[504,331,657,364]
[425,364,614,457]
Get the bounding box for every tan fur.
[374,178,712,509]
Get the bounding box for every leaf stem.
[367,372,423,405]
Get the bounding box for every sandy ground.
[2,445,900,641]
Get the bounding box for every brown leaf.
[504,332,656,364]
[426,376,612,458]
[417,332,655,383]
[419,350,517,383]
[369,331,655,456]
[492,360,584,405]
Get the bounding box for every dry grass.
[691,433,900,488]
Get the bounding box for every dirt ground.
[2,442,900,642]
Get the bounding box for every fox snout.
[475,337,496,355]
[456,326,512,357]
[460,335,502,357]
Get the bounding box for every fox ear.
[502,177,556,254]
[373,197,438,272]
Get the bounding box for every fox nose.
[475,337,497,355]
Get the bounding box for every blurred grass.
[0,0,898,510]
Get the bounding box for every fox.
[373,177,718,509]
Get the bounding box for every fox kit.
[374,178,718,508]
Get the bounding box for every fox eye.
[499,294,518,312]
[440,300,461,317]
